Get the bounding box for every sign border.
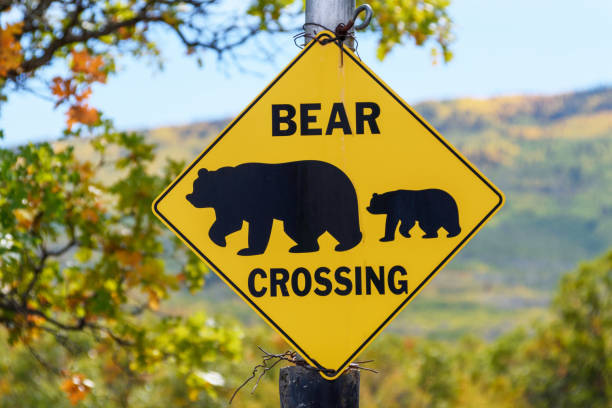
[152,31,505,380]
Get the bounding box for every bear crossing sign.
[153,31,504,379]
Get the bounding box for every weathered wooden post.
[279,365,360,408]
[279,1,361,406]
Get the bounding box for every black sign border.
[153,32,504,379]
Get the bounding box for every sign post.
[152,1,504,406]
[280,365,360,408]
[305,0,355,49]
[284,1,361,406]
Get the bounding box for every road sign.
[153,31,504,379]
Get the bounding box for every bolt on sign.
[153,31,504,379]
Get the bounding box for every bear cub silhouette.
[367,189,461,241]
[186,160,362,256]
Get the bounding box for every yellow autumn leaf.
[188,388,199,401]
[13,208,34,229]
[147,289,160,311]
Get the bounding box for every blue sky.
[1,0,611,146]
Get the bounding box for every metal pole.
[279,1,361,406]
[305,0,356,49]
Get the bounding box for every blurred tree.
[356,248,612,408]
[0,0,453,123]
[488,250,612,408]
[0,0,454,405]
[363,0,453,61]
[521,250,611,407]
[0,132,244,405]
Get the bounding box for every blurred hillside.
[145,86,612,284]
[65,86,612,340]
[426,86,612,287]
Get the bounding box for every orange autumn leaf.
[51,51,107,129]
[0,22,23,77]
[66,294,86,310]
[76,162,94,181]
[117,26,132,39]
[403,337,416,351]
[61,374,94,405]
[82,208,99,223]
[51,77,77,101]
[51,76,92,107]
[71,49,107,83]
[74,87,92,102]
[67,103,99,129]
[26,313,46,325]
[116,250,142,267]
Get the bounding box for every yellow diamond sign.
[153,32,504,379]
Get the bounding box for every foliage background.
[0,0,611,407]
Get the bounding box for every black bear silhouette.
[366,189,461,241]
[186,161,362,256]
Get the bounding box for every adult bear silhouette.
[186,160,362,256]
[366,189,461,241]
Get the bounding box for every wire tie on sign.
[335,4,373,41]
[293,23,338,48]
[293,4,372,64]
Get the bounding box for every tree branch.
[21,231,77,305]
[0,0,12,13]
[5,0,274,83]
[23,339,65,376]
[8,3,162,79]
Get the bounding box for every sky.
[1,0,611,146]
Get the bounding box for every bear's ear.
[373,193,379,198]
[198,168,208,177]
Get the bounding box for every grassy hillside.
[423,86,612,288]
[65,86,612,339]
